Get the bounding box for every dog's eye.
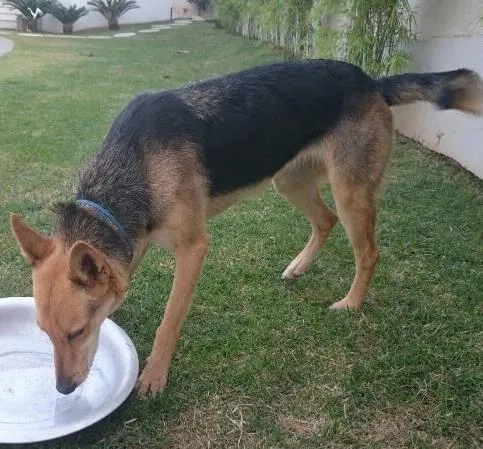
[67,328,85,341]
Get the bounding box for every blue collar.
[75,199,133,260]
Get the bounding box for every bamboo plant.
[214,0,416,76]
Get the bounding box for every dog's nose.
[56,377,77,395]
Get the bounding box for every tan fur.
[207,181,271,217]
[326,97,393,309]
[273,142,336,279]
[134,147,209,396]
[449,72,483,115]
[10,215,129,391]
[453,94,482,115]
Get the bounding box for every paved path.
[0,18,203,42]
[0,36,13,57]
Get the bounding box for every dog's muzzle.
[56,377,77,395]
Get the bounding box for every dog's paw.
[136,360,168,399]
[282,254,310,279]
[329,297,361,310]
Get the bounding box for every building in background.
[172,0,197,18]
[172,1,213,18]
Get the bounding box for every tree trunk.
[27,19,38,33]
[108,18,119,30]
[63,23,73,35]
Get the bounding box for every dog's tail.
[376,69,483,115]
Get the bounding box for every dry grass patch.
[350,405,462,449]
[277,413,332,438]
[168,394,263,449]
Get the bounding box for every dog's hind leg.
[326,96,392,309]
[273,160,338,279]
[328,181,379,310]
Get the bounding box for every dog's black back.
[100,60,374,196]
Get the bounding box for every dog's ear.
[10,213,53,265]
[69,241,111,289]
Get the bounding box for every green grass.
[74,20,174,36]
[1,23,482,449]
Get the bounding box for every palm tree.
[87,0,139,30]
[51,3,88,34]
[5,0,55,32]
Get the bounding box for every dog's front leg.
[137,234,208,398]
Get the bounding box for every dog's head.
[10,214,129,394]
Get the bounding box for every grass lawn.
[74,20,175,36]
[1,23,482,449]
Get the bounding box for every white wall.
[393,0,483,178]
[39,0,172,33]
[0,2,17,29]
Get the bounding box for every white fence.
[394,0,483,178]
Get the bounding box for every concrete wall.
[393,0,483,178]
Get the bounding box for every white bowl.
[0,297,139,444]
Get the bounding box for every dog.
[10,59,482,398]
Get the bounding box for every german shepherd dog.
[10,60,482,397]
